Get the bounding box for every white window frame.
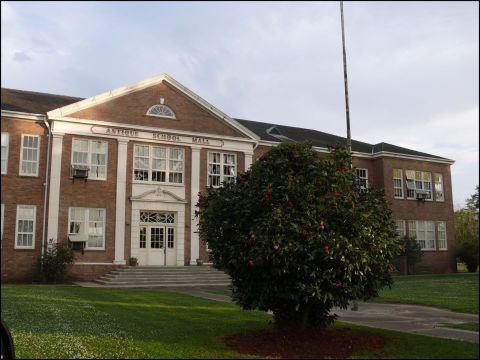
[133,145,184,184]
[437,221,447,250]
[434,173,444,202]
[406,170,432,201]
[208,152,237,188]
[1,132,9,174]
[355,168,369,190]
[68,207,106,250]
[71,138,108,180]
[408,220,435,251]
[146,104,176,119]
[393,169,404,199]
[15,205,36,249]
[19,134,40,176]
[395,220,406,238]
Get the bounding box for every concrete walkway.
[171,287,479,344]
[74,282,479,343]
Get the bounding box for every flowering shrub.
[40,241,74,283]
[197,142,400,330]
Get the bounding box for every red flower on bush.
[386,266,393,273]
[273,244,280,251]
[334,191,340,197]
[334,283,342,289]
[323,244,329,254]
[265,188,273,196]
[319,220,325,231]
[248,259,255,266]
[352,203,355,209]
[350,191,356,196]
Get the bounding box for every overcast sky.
[2,1,478,208]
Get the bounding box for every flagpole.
[340,0,352,155]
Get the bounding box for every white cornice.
[46,73,259,141]
[49,116,257,144]
[1,110,46,121]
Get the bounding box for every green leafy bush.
[197,142,400,330]
[455,209,479,273]
[40,241,74,283]
[399,235,424,274]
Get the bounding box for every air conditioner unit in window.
[415,190,429,201]
[68,234,88,254]
[71,165,89,182]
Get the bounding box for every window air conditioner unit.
[415,190,429,201]
[71,165,89,181]
[68,234,88,253]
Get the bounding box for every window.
[146,104,176,119]
[1,133,8,174]
[355,168,368,190]
[434,173,444,201]
[408,220,435,250]
[68,207,105,249]
[20,135,40,176]
[437,221,447,250]
[395,220,406,238]
[208,152,236,187]
[133,145,184,184]
[72,139,107,180]
[393,169,404,198]
[15,205,36,249]
[406,170,432,200]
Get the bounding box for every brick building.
[1,74,456,282]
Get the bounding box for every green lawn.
[1,286,478,359]
[440,323,479,332]
[372,273,479,313]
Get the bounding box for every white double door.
[140,225,176,266]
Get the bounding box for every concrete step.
[95,265,230,287]
[93,282,232,288]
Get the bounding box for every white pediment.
[130,185,187,203]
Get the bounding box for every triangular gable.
[47,73,258,140]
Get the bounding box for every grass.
[372,273,479,313]
[1,286,479,359]
[440,323,479,332]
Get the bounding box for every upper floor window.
[1,133,8,174]
[15,205,36,249]
[133,145,184,184]
[408,220,435,250]
[20,135,40,176]
[355,168,368,190]
[393,169,404,199]
[72,139,108,180]
[434,173,444,202]
[437,221,447,250]
[68,207,105,249]
[208,152,236,187]
[406,170,432,200]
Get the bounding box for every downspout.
[41,115,52,270]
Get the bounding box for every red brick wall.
[1,117,48,282]
[57,134,118,263]
[66,264,119,281]
[69,82,247,138]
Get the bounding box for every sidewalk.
[172,287,479,344]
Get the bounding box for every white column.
[244,151,254,170]
[114,139,128,265]
[190,147,201,265]
[46,133,64,245]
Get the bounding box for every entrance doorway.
[138,212,176,266]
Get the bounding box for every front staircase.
[94,265,231,287]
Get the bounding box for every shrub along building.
[1,74,456,282]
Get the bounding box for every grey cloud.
[13,51,31,62]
